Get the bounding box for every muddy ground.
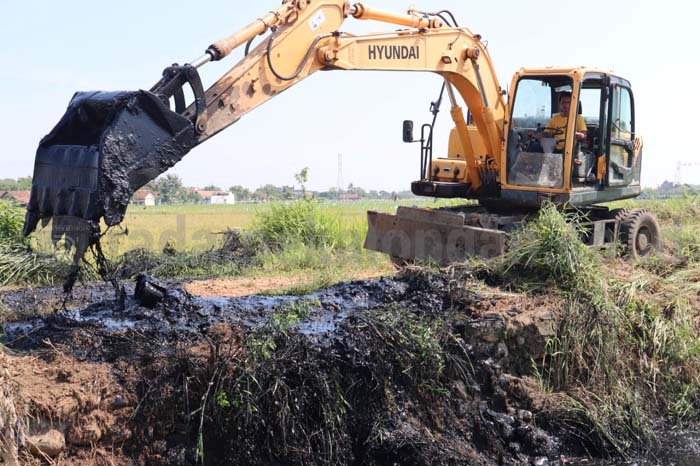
[0,270,665,465]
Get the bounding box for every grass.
[244,201,393,292]
[502,202,597,291]
[12,199,451,291]
[4,195,700,460]
[29,200,456,256]
[0,201,73,287]
[491,200,700,454]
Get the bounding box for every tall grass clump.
[0,201,72,287]
[0,201,27,247]
[252,200,344,251]
[502,202,597,290]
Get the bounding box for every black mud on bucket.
[23,90,197,238]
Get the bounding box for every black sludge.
[23,90,196,238]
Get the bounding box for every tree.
[294,167,309,198]
[254,184,282,202]
[155,174,184,205]
[0,177,32,191]
[178,190,203,204]
[203,185,222,191]
[282,185,295,200]
[229,185,252,202]
[346,183,366,197]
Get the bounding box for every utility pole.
[337,153,344,198]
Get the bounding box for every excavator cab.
[501,68,643,208]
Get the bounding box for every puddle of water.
[563,431,700,466]
[2,280,393,342]
[61,309,140,331]
[297,312,349,336]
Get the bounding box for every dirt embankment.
[0,270,594,465]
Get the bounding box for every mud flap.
[364,207,506,265]
[23,90,197,238]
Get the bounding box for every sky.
[1,0,698,192]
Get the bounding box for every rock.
[107,427,132,443]
[135,273,167,308]
[451,381,469,401]
[459,313,506,344]
[27,429,65,458]
[67,422,102,446]
[518,409,533,423]
[112,394,127,410]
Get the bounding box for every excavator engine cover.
[23,90,196,237]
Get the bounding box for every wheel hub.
[636,226,652,255]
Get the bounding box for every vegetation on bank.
[0,199,395,289]
[482,201,700,454]
[2,194,700,460]
[0,201,72,287]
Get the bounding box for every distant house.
[130,190,157,206]
[339,193,362,201]
[196,190,235,205]
[0,191,31,206]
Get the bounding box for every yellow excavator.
[23,0,659,266]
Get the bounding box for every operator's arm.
[532,115,561,139]
[575,115,587,141]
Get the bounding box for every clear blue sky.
[1,0,697,190]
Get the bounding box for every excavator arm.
[23,0,507,245]
[189,1,506,162]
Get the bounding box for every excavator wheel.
[608,208,630,222]
[619,209,661,259]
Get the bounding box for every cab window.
[579,87,601,126]
[511,79,552,129]
[507,77,573,189]
[613,87,633,141]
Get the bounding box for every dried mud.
[0,270,652,465]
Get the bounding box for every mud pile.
[1,269,593,465]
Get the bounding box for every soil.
[0,270,614,465]
[183,271,388,297]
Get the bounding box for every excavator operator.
[541,91,588,151]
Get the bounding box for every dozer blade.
[364,206,506,265]
[23,90,197,237]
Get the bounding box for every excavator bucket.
[23,90,197,237]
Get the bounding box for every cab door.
[605,81,640,187]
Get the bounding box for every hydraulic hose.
[266,29,334,81]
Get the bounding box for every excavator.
[23,0,660,269]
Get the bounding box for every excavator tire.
[608,208,630,222]
[619,209,661,259]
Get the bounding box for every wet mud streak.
[91,234,126,309]
[11,271,694,465]
[2,272,568,465]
